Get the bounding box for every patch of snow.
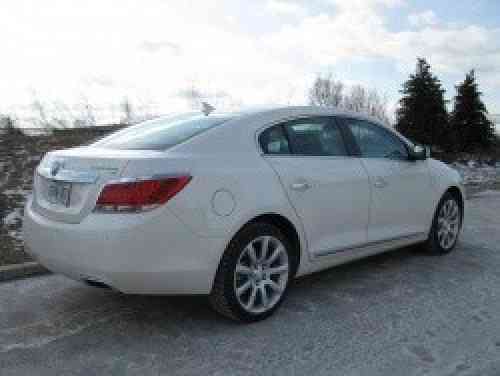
[8,230,22,241]
[469,190,500,199]
[450,162,499,186]
[2,188,31,196]
[3,209,22,226]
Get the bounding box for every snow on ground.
[470,189,500,198]
[2,188,31,196]
[449,161,500,187]
[3,209,22,226]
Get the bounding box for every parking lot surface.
[2,190,500,376]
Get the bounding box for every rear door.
[259,116,370,257]
[341,118,434,243]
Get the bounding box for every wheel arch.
[425,184,465,240]
[429,185,465,233]
[229,212,303,277]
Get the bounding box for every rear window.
[92,114,233,150]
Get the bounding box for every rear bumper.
[23,198,225,294]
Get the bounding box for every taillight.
[95,175,191,213]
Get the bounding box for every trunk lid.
[32,147,172,223]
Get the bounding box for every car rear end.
[23,114,233,294]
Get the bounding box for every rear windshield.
[92,114,233,150]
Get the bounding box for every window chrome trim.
[262,154,352,161]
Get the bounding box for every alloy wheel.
[233,236,289,314]
[437,199,460,250]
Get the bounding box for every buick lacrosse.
[24,106,465,322]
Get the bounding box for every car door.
[341,118,434,243]
[259,116,370,257]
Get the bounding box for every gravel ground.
[1,191,500,375]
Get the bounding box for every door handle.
[290,182,311,191]
[373,177,388,188]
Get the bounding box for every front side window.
[93,114,233,150]
[344,119,409,160]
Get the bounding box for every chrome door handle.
[373,177,388,188]
[290,182,311,191]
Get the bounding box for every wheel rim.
[437,199,460,250]
[234,236,289,314]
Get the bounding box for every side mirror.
[409,144,428,160]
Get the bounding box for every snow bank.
[3,209,22,226]
[450,162,500,186]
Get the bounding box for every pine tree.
[450,70,495,153]
[396,58,449,150]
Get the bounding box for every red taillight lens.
[95,175,191,212]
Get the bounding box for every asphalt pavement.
[1,190,500,376]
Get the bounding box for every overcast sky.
[1,0,499,121]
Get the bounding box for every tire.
[209,222,293,322]
[424,192,462,255]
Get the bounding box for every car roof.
[156,106,388,129]
[216,105,386,126]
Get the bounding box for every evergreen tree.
[396,58,449,150]
[450,70,495,152]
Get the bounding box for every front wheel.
[209,222,292,322]
[425,192,462,255]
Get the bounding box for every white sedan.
[23,106,465,322]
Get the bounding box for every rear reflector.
[95,175,191,212]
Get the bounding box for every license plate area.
[47,180,72,207]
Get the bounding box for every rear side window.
[284,119,347,156]
[259,126,290,154]
[93,114,232,150]
[259,117,347,156]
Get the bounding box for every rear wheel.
[425,192,462,255]
[209,222,292,322]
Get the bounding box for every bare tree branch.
[308,74,344,108]
[309,75,391,125]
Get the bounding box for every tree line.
[396,58,495,153]
[309,58,496,154]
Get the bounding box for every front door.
[342,118,434,243]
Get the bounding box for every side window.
[259,125,290,155]
[283,118,347,156]
[345,119,409,159]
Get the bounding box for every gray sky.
[1,0,499,122]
